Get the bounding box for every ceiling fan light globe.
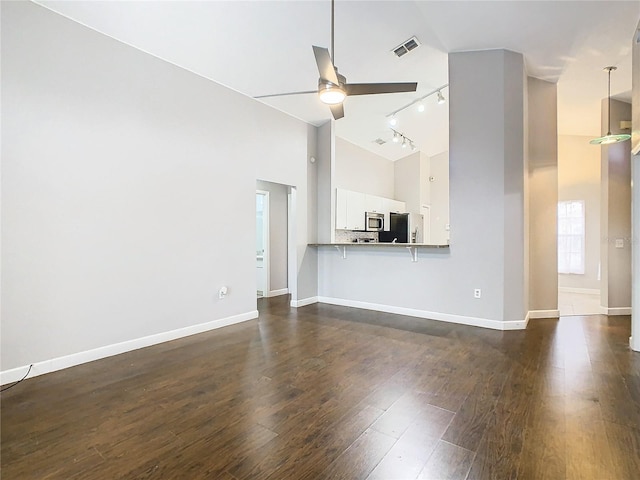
[319,85,346,105]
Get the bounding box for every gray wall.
[256,180,288,293]
[632,19,640,351]
[1,2,314,372]
[499,50,527,321]
[318,49,527,326]
[299,124,319,300]
[600,98,632,309]
[316,122,333,244]
[558,135,601,291]
[528,78,558,311]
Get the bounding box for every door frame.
[256,189,270,297]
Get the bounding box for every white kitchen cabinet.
[336,188,348,229]
[347,190,365,230]
[336,188,366,230]
[364,194,384,213]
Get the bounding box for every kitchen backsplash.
[335,230,379,243]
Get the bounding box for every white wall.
[429,151,450,246]
[394,152,421,211]
[558,135,600,291]
[1,2,315,377]
[256,180,288,294]
[335,136,395,198]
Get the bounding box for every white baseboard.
[631,336,640,352]
[290,296,318,308]
[317,296,527,331]
[599,306,632,315]
[528,309,560,319]
[558,287,600,295]
[0,310,258,386]
[266,288,289,298]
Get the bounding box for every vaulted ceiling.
[38,0,640,160]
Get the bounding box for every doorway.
[256,180,292,299]
[556,136,602,316]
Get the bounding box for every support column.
[449,49,526,323]
[600,98,632,315]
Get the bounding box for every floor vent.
[392,36,420,58]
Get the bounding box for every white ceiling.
[38,0,640,161]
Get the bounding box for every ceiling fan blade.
[254,90,317,99]
[345,82,417,96]
[329,103,344,120]
[312,46,340,85]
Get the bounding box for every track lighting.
[390,129,416,152]
[385,83,448,121]
[590,66,631,145]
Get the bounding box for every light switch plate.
[615,238,624,248]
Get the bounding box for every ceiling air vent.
[392,36,420,58]
[373,138,386,145]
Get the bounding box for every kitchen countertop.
[309,242,449,248]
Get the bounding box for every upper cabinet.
[336,188,405,231]
[336,188,365,230]
[364,194,384,213]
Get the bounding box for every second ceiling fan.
[255,0,418,120]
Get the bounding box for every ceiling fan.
[254,0,418,120]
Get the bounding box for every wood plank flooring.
[2,296,639,479]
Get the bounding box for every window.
[557,200,585,274]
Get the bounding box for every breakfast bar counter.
[309,242,450,262]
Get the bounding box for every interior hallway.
[558,290,601,317]
[1,296,638,479]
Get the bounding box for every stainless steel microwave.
[365,212,384,231]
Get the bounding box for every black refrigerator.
[388,212,424,243]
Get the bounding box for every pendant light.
[590,66,631,145]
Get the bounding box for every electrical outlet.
[474,289,481,299]
[218,286,228,299]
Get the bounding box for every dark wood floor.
[2,296,639,479]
